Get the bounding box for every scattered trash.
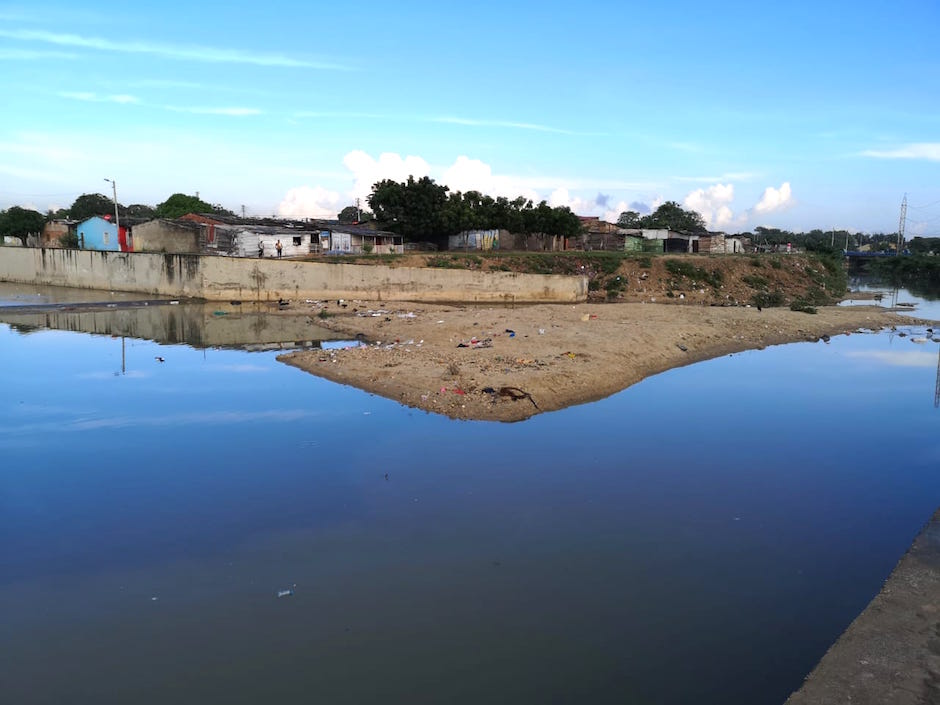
[911,337,928,344]
[481,387,497,395]
[155,356,165,362]
[151,596,159,601]
[538,328,545,335]
[676,344,688,352]
[212,310,227,316]
[230,300,242,305]
[457,337,492,349]
[505,329,516,337]
[169,300,179,305]
[277,584,297,598]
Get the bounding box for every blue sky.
[1,0,938,234]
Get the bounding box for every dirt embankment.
[314,251,846,308]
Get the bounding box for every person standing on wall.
[275,240,283,259]
[258,239,264,258]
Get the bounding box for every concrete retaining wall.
[0,248,588,303]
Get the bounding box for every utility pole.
[897,194,907,255]
[103,178,119,232]
[241,205,246,218]
[355,198,361,222]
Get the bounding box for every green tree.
[0,206,46,245]
[69,193,117,221]
[126,204,156,219]
[644,201,707,232]
[338,206,357,223]
[369,176,448,240]
[155,193,217,219]
[616,210,643,228]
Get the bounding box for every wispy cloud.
[0,29,352,70]
[860,143,940,162]
[0,48,78,60]
[59,91,140,105]
[676,172,758,183]
[56,91,261,116]
[433,115,593,135]
[164,105,263,116]
[292,111,597,136]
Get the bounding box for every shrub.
[742,274,769,289]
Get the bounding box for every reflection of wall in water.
[0,303,339,349]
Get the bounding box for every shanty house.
[131,219,201,253]
[77,216,130,252]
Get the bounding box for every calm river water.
[1,284,939,704]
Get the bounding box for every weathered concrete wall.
[0,248,588,303]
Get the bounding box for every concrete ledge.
[785,508,940,704]
[0,248,588,303]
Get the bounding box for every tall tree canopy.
[0,206,46,245]
[615,202,707,232]
[70,193,118,221]
[155,193,219,219]
[369,177,581,243]
[643,201,707,232]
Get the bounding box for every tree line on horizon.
[0,186,935,254]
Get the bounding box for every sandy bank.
[278,301,927,422]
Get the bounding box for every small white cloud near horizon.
[278,185,342,219]
[444,156,539,203]
[753,182,793,214]
[861,143,940,162]
[684,183,736,229]
[845,350,937,368]
[343,150,432,205]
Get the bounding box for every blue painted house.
[77,216,130,251]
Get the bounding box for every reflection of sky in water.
[842,282,940,321]
[1,323,939,705]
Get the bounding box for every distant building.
[42,219,77,247]
[77,216,130,252]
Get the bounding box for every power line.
[908,198,940,210]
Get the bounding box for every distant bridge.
[844,251,909,259]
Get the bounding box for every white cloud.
[433,116,580,135]
[845,350,937,367]
[277,186,342,219]
[442,156,539,202]
[0,28,350,70]
[861,143,940,162]
[683,183,736,228]
[163,105,262,116]
[753,182,793,214]
[343,150,431,205]
[59,91,140,104]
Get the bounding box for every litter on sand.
[277,584,297,598]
